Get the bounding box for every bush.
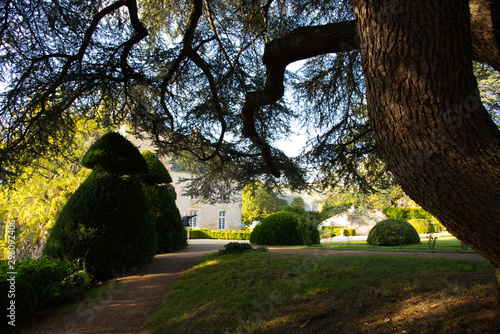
[15,256,75,307]
[44,171,157,281]
[144,184,186,253]
[141,151,186,253]
[81,132,148,175]
[0,278,38,318]
[249,212,320,246]
[224,242,253,251]
[367,219,420,246]
[408,219,434,234]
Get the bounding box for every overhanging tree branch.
[242,1,500,176]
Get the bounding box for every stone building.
[167,163,242,230]
[127,129,242,230]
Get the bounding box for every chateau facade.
[128,131,242,230]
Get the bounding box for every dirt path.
[22,241,487,334]
[24,240,228,334]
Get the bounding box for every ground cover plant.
[147,252,497,334]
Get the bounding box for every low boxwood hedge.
[190,229,251,240]
[322,226,356,236]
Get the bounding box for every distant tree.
[0,119,105,260]
[290,196,306,209]
[242,182,288,225]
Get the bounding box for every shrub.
[250,212,320,246]
[81,132,148,175]
[144,184,186,253]
[141,151,186,253]
[44,171,157,281]
[408,219,434,234]
[15,256,76,307]
[224,242,253,251]
[367,219,420,246]
[0,278,38,318]
[343,228,356,236]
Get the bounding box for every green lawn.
[312,232,476,253]
[146,251,496,334]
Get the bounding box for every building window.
[189,210,198,228]
[218,211,226,230]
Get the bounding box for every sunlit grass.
[146,251,496,334]
[311,232,476,253]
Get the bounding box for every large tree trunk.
[353,0,500,268]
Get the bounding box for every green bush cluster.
[367,219,421,246]
[0,256,76,317]
[190,229,251,240]
[249,212,320,246]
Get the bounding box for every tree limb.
[242,0,500,177]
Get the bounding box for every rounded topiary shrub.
[367,219,421,246]
[408,219,433,234]
[250,212,320,246]
[81,132,148,175]
[44,171,157,281]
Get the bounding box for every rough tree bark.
[353,0,500,268]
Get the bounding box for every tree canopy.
[1,0,498,189]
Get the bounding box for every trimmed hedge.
[44,171,157,281]
[408,219,434,234]
[322,226,356,236]
[367,219,420,246]
[250,212,320,246]
[190,229,251,240]
[382,207,434,221]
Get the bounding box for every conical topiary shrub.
[81,132,148,174]
[44,132,157,281]
[141,150,186,253]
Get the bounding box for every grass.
[311,232,476,253]
[146,251,497,334]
